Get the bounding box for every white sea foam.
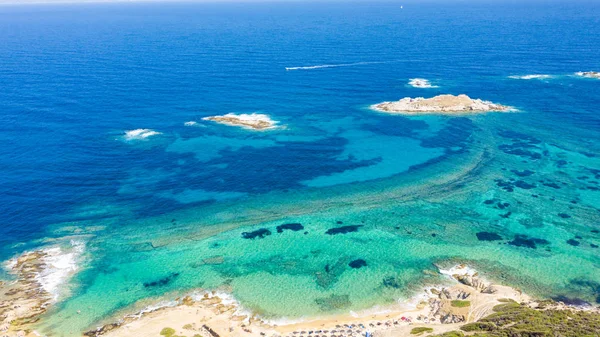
[123,129,161,140]
[286,61,393,71]
[184,121,198,126]
[4,257,17,271]
[508,74,553,80]
[6,241,86,302]
[438,264,478,280]
[125,300,179,320]
[397,287,440,310]
[408,78,438,88]
[36,240,85,301]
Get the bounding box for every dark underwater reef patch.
[276,223,304,233]
[315,294,351,311]
[542,181,561,189]
[566,239,580,246]
[348,259,367,269]
[152,137,381,197]
[242,228,272,239]
[476,232,503,241]
[484,199,511,210]
[325,225,362,235]
[497,202,510,209]
[317,258,348,289]
[364,116,428,138]
[511,169,535,177]
[495,179,514,192]
[143,272,180,288]
[508,234,550,249]
[567,279,600,303]
[382,276,404,289]
[498,130,541,144]
[551,296,591,306]
[420,117,476,150]
[497,130,543,161]
[514,180,536,189]
[495,179,536,192]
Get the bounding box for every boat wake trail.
[285,61,396,71]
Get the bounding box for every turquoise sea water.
[1,1,599,335]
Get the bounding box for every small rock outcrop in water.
[203,113,279,130]
[371,94,512,115]
[575,71,600,79]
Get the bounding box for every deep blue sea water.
[0,1,599,335]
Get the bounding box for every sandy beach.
[83,265,530,337]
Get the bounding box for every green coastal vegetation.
[433,301,600,337]
[411,327,434,335]
[450,300,471,308]
[160,327,179,337]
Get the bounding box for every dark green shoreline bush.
[432,301,600,337]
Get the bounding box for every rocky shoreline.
[371,94,512,115]
[3,258,598,337]
[1,251,54,337]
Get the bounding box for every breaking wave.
[123,129,161,140]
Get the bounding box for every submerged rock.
[325,225,362,235]
[508,234,550,249]
[514,180,536,189]
[241,228,272,239]
[143,272,180,288]
[511,169,535,177]
[348,259,367,269]
[476,232,503,241]
[382,276,403,289]
[315,294,352,311]
[276,223,304,233]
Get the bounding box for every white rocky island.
[371,94,512,115]
[575,71,600,79]
[203,113,279,130]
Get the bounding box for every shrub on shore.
[411,327,434,335]
[432,300,600,337]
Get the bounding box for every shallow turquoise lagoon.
[0,1,599,336]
